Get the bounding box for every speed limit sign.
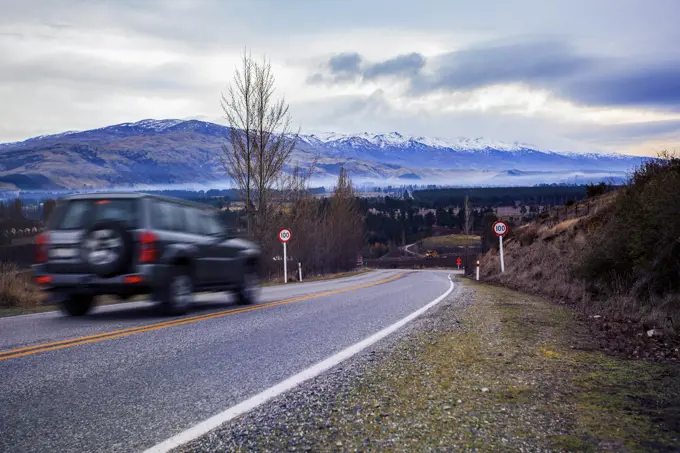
[492,221,508,274]
[278,228,292,243]
[492,221,508,237]
[278,228,292,283]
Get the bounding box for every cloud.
[364,53,426,79]
[0,55,201,94]
[411,40,592,92]
[309,51,426,84]
[328,52,363,74]
[419,42,680,111]
[310,39,680,113]
[567,119,680,143]
[294,90,598,153]
[2,0,680,157]
[561,63,680,109]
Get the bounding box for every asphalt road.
[0,269,456,453]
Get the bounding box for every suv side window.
[183,207,205,235]
[151,201,185,232]
[203,211,224,236]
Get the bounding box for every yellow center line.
[0,272,407,362]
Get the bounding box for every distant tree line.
[361,196,497,250]
[413,186,589,208]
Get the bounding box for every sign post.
[278,228,292,283]
[456,257,461,270]
[492,221,509,273]
[298,262,302,282]
[476,260,480,281]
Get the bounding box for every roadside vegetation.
[0,263,42,311]
[480,152,680,359]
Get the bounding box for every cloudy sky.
[2,0,680,156]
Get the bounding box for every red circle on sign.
[278,228,292,243]
[492,221,509,237]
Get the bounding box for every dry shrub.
[480,228,587,306]
[0,263,42,308]
[519,227,539,247]
[259,166,365,280]
[575,153,680,300]
[604,293,680,334]
[480,153,680,335]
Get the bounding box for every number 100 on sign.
[492,221,508,237]
[278,228,292,243]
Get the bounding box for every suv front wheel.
[237,271,260,305]
[59,294,96,317]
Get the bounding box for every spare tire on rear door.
[81,220,134,278]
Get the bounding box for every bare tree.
[221,49,298,238]
[251,56,299,239]
[221,50,256,234]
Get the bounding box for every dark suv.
[31,192,262,317]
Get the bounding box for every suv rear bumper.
[31,263,169,297]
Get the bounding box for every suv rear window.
[149,200,186,232]
[50,198,139,230]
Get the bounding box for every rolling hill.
[0,119,647,190]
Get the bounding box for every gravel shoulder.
[175,278,680,453]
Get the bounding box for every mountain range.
[0,119,648,191]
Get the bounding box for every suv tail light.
[35,233,49,263]
[138,231,158,263]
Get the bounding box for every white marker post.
[298,262,302,282]
[492,220,509,273]
[278,228,292,283]
[476,260,480,281]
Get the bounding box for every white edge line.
[142,273,456,453]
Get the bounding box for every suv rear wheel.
[237,270,260,305]
[59,294,96,317]
[160,266,194,316]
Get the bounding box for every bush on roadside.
[575,152,680,301]
[0,262,42,308]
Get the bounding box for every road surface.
[0,269,457,453]
[404,242,423,257]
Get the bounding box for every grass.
[219,279,680,452]
[0,263,42,310]
[421,234,481,247]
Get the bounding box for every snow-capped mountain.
[0,119,648,190]
[302,131,541,153]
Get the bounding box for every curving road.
[0,269,457,453]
